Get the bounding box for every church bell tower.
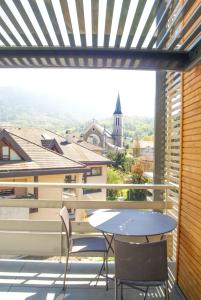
[113,93,123,148]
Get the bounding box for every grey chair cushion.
[71,236,107,253]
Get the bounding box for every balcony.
[0,182,184,300]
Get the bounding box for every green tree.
[107,151,134,173]
[107,167,123,200]
[127,161,150,201]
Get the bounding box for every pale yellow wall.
[84,165,107,201]
[0,166,107,221]
[0,177,30,219]
[31,173,79,221]
[37,174,65,200]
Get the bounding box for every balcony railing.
[0,182,176,258]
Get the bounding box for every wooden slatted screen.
[164,71,181,261]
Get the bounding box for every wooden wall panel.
[178,64,201,300]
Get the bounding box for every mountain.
[0,86,79,132]
[0,86,154,138]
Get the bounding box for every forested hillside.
[0,87,154,139]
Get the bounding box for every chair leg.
[144,287,149,300]
[115,278,118,300]
[165,281,169,300]
[105,252,109,291]
[63,252,69,290]
[120,283,123,300]
[94,254,106,287]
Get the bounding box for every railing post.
[153,71,166,201]
[60,187,63,262]
[75,174,86,221]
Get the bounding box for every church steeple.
[113,93,123,148]
[113,93,122,114]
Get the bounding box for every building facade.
[83,94,123,153]
[0,127,111,220]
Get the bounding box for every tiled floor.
[0,259,185,300]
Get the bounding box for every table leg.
[103,232,114,254]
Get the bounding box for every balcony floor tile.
[0,259,185,300]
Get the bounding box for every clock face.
[87,134,101,145]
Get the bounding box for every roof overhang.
[0,167,91,178]
[0,47,191,71]
[82,161,112,166]
[0,0,200,71]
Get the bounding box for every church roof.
[84,123,112,138]
[114,94,122,115]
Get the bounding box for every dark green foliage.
[99,116,154,140]
[127,174,149,201]
[107,151,135,173]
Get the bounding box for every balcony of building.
[0,182,183,300]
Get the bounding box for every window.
[10,149,21,160]
[83,189,102,194]
[64,175,76,194]
[1,145,21,161]
[64,175,76,183]
[2,146,9,160]
[90,167,102,176]
[0,187,14,196]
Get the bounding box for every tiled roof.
[0,130,86,172]
[4,127,111,164]
[84,123,112,138]
[76,141,103,152]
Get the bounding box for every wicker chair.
[114,239,169,300]
[60,206,108,290]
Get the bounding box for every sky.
[0,68,155,119]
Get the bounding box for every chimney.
[66,129,73,143]
[79,134,84,142]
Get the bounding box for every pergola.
[0,1,201,299]
[0,0,200,70]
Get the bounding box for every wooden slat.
[183,127,201,136]
[182,169,201,183]
[183,119,201,130]
[183,134,201,142]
